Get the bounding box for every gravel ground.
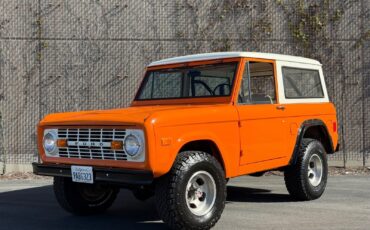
[0,175,369,230]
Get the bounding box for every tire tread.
[284,138,327,201]
[155,151,225,230]
[53,177,118,215]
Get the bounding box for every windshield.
[136,62,238,100]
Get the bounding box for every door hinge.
[240,150,243,156]
[238,120,242,127]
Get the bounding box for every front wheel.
[284,138,328,201]
[155,151,226,230]
[53,177,119,215]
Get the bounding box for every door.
[237,60,289,165]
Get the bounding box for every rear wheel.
[53,177,119,215]
[155,151,226,230]
[284,138,328,201]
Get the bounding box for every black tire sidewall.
[75,183,117,208]
[155,152,227,229]
[54,177,118,215]
[175,160,225,226]
[301,141,328,198]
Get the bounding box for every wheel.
[53,177,119,215]
[155,151,226,230]
[284,138,328,201]
[132,186,154,201]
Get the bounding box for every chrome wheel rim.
[308,154,323,187]
[185,171,217,216]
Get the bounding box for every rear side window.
[282,67,324,98]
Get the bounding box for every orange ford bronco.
[33,52,338,229]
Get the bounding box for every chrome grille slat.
[66,129,70,158]
[88,129,92,159]
[100,128,104,160]
[57,128,128,161]
[113,129,117,160]
[77,129,81,159]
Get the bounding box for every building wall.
[0,0,369,173]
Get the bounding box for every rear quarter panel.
[284,103,338,156]
[275,61,338,155]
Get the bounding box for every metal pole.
[341,71,346,168]
[360,0,366,168]
[37,0,42,163]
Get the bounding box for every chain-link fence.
[0,0,369,173]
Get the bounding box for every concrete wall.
[0,0,369,173]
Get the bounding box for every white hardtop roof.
[148,52,321,67]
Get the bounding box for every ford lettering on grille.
[67,141,111,148]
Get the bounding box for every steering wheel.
[192,80,214,95]
[213,83,231,95]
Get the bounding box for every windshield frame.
[132,58,242,106]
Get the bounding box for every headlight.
[124,135,140,156]
[43,129,58,157]
[124,129,145,161]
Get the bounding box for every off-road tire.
[155,151,226,230]
[284,138,328,201]
[53,177,119,215]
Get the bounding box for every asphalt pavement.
[0,175,369,230]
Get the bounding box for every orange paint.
[36,55,338,179]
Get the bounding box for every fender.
[290,119,334,165]
[152,123,240,178]
[173,132,230,174]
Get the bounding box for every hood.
[39,103,239,127]
[39,105,209,126]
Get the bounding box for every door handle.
[276,105,285,110]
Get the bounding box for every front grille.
[57,128,127,160]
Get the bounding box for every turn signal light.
[111,140,123,150]
[333,121,337,132]
[57,139,68,147]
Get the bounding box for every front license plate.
[71,166,94,184]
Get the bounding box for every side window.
[238,62,276,104]
[282,67,324,98]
